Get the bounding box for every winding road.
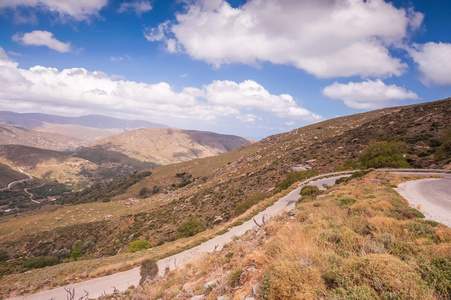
[0,168,33,192]
[7,170,451,300]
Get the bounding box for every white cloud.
[8,51,22,56]
[145,0,423,78]
[322,79,419,109]
[110,56,124,62]
[0,47,321,129]
[407,42,451,86]
[118,0,152,15]
[12,31,73,53]
[204,80,322,120]
[0,0,107,21]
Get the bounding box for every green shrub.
[337,197,357,207]
[176,218,205,238]
[23,257,60,270]
[82,235,96,250]
[335,177,348,185]
[139,187,149,198]
[69,248,84,260]
[229,268,243,287]
[70,240,85,260]
[0,250,9,262]
[235,193,269,216]
[233,221,243,226]
[300,185,320,197]
[419,257,451,298]
[129,239,151,252]
[52,248,70,260]
[139,259,158,285]
[359,141,410,168]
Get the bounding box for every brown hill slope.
[0,125,84,151]
[83,128,255,165]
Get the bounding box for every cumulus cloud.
[118,0,152,15]
[145,0,423,78]
[204,80,322,120]
[12,31,73,53]
[407,42,451,86]
[0,47,321,128]
[0,0,107,21]
[322,79,419,109]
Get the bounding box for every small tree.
[359,141,410,169]
[129,239,151,252]
[139,187,149,198]
[176,218,205,238]
[70,240,85,260]
[140,259,158,285]
[52,248,70,260]
[82,235,96,250]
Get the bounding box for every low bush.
[419,256,451,299]
[176,218,205,238]
[229,268,243,287]
[23,256,60,270]
[140,259,158,286]
[300,185,320,197]
[129,240,151,252]
[259,259,325,299]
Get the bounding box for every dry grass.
[123,172,450,300]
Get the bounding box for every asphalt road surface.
[395,173,451,227]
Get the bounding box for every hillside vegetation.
[133,172,451,300]
[0,98,450,298]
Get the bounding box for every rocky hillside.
[82,128,255,165]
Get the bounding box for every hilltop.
[0,98,450,298]
[83,128,255,166]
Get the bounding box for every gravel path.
[395,174,451,227]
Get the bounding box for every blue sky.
[0,0,450,140]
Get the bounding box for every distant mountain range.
[0,111,168,143]
[0,111,255,188]
[0,111,167,130]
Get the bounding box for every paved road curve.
[395,174,451,227]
